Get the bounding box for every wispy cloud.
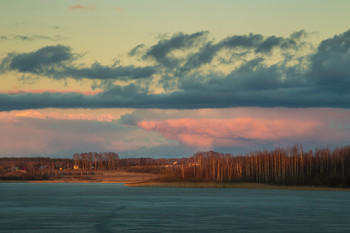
[113,7,123,12]
[69,4,96,11]
[0,34,65,41]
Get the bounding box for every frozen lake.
[0,183,349,232]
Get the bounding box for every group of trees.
[73,152,120,171]
[0,152,179,180]
[1,145,349,187]
[0,152,122,180]
[170,145,350,187]
[0,157,73,180]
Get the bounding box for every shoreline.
[125,181,350,191]
[1,172,349,191]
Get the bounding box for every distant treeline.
[0,157,73,180]
[73,152,120,171]
[0,145,349,187]
[0,152,176,180]
[169,145,350,187]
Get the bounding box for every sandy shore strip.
[126,181,350,191]
[3,172,349,191]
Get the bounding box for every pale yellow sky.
[1,0,350,156]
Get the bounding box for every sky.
[1,0,350,158]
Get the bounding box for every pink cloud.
[0,113,164,156]
[114,7,123,12]
[2,89,102,96]
[69,4,96,11]
[1,108,350,157]
[0,120,110,156]
[137,118,325,149]
[0,110,118,122]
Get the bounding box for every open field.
[21,171,160,184]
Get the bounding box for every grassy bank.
[126,181,350,191]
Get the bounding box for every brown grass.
[25,171,159,183]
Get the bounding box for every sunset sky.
[1,0,350,157]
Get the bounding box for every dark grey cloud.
[290,30,308,40]
[255,35,297,53]
[142,31,209,67]
[128,44,145,56]
[179,32,303,74]
[63,63,156,80]
[1,81,350,111]
[136,31,306,75]
[1,29,350,110]
[0,45,156,80]
[309,29,350,90]
[8,45,73,73]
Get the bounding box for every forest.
[171,145,350,187]
[0,145,349,187]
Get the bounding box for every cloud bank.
[137,118,322,149]
[0,109,169,157]
[2,108,350,157]
[0,45,155,81]
[1,29,350,110]
[123,108,350,152]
